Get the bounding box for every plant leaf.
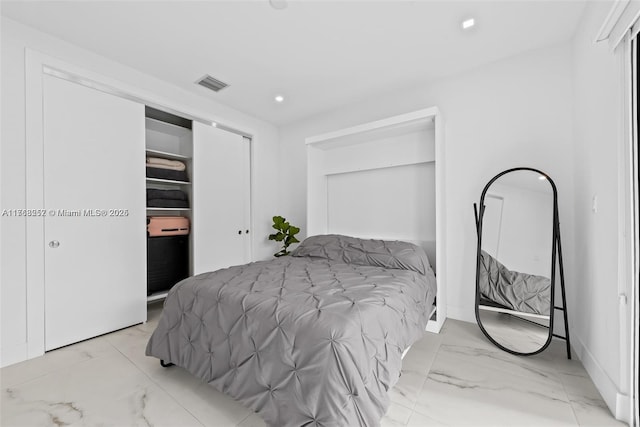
[284,235,300,246]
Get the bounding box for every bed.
[146,234,436,426]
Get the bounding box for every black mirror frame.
[473,167,571,359]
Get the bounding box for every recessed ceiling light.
[275,95,285,103]
[269,0,287,10]
[462,18,475,30]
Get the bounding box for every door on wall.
[192,123,251,274]
[481,194,504,259]
[43,75,146,351]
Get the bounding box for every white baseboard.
[446,304,475,323]
[0,342,28,368]
[573,335,630,424]
[426,318,444,333]
[616,392,631,425]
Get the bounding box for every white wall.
[327,163,436,247]
[572,2,631,421]
[0,17,280,367]
[279,43,575,324]
[487,181,554,278]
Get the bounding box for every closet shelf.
[146,177,191,185]
[145,117,191,138]
[145,148,191,161]
[147,290,169,302]
[146,207,191,212]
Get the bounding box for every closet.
[41,71,252,351]
[145,110,252,298]
[145,107,193,302]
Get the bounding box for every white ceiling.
[1,1,587,126]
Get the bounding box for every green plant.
[268,215,300,257]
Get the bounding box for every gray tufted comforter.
[479,250,551,315]
[146,235,436,426]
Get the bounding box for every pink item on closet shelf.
[146,157,186,171]
[147,216,190,237]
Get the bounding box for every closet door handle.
[238,230,242,235]
[49,240,60,248]
[245,230,249,234]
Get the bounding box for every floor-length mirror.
[474,168,570,357]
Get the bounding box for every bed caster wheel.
[160,360,174,368]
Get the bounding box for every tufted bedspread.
[146,235,436,427]
[479,250,550,315]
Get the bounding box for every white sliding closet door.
[193,123,251,274]
[43,75,146,351]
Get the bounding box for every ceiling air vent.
[196,75,229,92]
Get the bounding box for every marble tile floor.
[1,302,625,427]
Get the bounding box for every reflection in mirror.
[476,169,555,355]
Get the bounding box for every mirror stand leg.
[556,223,572,360]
